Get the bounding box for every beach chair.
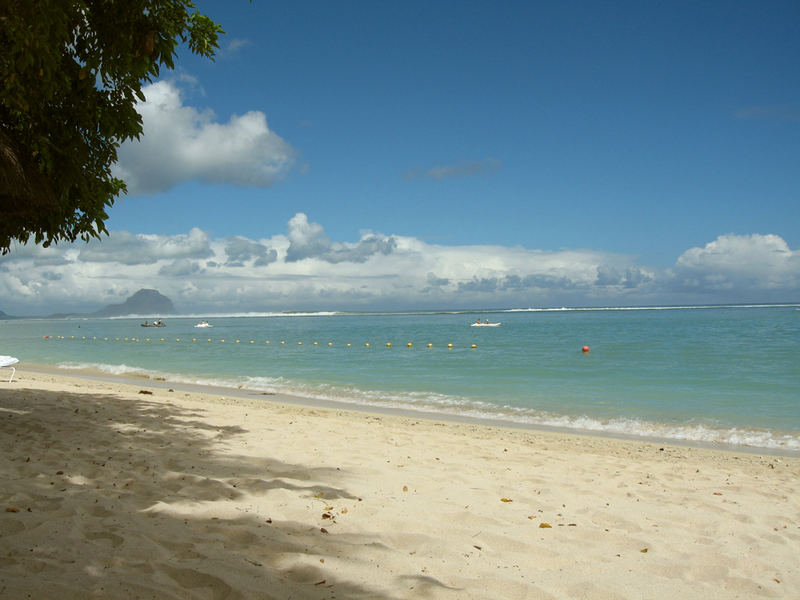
[0,356,19,382]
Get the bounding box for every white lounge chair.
[0,356,19,382]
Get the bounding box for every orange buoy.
[582,345,590,353]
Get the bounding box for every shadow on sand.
[0,386,399,599]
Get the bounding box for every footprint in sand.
[85,530,125,549]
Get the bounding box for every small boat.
[194,320,213,328]
[141,319,166,327]
[471,321,501,327]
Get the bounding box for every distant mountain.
[91,289,175,317]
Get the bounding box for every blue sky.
[2,1,799,314]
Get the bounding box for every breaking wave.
[58,361,800,453]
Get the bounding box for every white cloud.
[114,80,295,194]
[224,237,278,267]
[0,221,797,316]
[284,213,330,262]
[673,233,799,295]
[219,38,254,59]
[596,265,653,289]
[78,229,213,265]
[285,213,397,263]
[158,259,204,277]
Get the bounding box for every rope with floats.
[43,335,479,349]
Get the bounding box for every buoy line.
[42,335,479,349]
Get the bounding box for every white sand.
[1,369,798,599]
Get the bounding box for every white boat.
[194,320,213,328]
[471,322,501,327]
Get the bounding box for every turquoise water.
[2,305,799,451]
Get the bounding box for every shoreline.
[2,368,799,598]
[22,363,800,458]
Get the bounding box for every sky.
[2,0,799,315]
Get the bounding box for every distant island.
[0,288,175,319]
[91,289,175,317]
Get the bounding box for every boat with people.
[194,320,213,328]
[141,319,166,327]
[471,319,501,327]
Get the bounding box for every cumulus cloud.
[426,273,450,287]
[284,213,330,262]
[672,233,799,294]
[285,213,397,264]
[114,80,295,194]
[224,237,278,267]
[404,158,501,181]
[0,219,797,316]
[596,265,653,289]
[158,259,203,277]
[33,255,71,267]
[78,229,213,265]
[457,273,586,294]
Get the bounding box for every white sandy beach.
[1,368,798,599]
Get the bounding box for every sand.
[1,369,798,599]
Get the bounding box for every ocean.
[2,305,799,453]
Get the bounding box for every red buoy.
[581,345,590,353]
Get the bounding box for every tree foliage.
[0,0,224,254]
